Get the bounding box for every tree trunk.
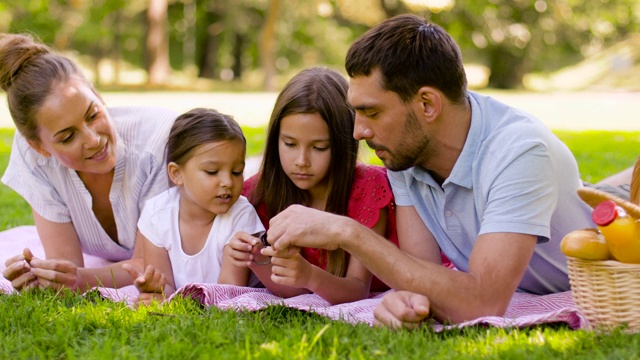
[183,0,197,72]
[146,0,170,85]
[260,0,280,91]
[232,32,245,80]
[197,6,222,79]
[487,45,525,89]
[112,9,123,85]
[379,0,408,18]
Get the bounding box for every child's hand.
[224,231,267,267]
[263,246,312,288]
[123,264,166,294]
[123,264,169,307]
[136,291,167,307]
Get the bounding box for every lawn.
[1,127,640,359]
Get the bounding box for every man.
[265,14,595,328]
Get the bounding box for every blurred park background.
[0,0,639,129]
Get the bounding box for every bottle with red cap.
[592,200,640,263]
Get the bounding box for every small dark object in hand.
[260,233,270,248]
[253,233,271,265]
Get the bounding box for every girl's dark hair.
[345,14,468,104]
[252,67,358,277]
[166,108,246,169]
[0,33,92,141]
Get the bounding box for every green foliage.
[429,0,640,88]
[1,0,637,89]
[1,0,65,43]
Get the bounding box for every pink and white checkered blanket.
[0,226,588,330]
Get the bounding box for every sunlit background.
[0,0,639,132]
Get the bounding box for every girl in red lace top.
[220,67,398,304]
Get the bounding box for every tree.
[196,0,224,79]
[260,0,280,90]
[429,0,640,88]
[146,0,170,85]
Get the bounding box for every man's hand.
[373,291,431,330]
[269,205,348,251]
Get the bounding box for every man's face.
[348,70,430,171]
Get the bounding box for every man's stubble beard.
[381,110,430,172]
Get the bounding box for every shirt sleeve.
[387,168,413,207]
[479,140,557,243]
[1,133,71,223]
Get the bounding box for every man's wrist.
[338,216,361,252]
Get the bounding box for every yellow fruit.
[601,219,640,264]
[592,200,640,263]
[560,229,611,261]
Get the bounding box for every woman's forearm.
[77,257,143,290]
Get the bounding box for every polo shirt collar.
[408,92,482,190]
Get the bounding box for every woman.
[0,33,177,291]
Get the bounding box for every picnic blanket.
[0,226,588,330]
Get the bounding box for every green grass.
[1,128,640,358]
[243,126,268,158]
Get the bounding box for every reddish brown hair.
[0,33,92,142]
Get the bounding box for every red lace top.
[242,163,398,292]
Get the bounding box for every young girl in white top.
[123,108,264,305]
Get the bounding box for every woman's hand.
[3,248,38,291]
[26,252,84,291]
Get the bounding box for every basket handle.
[631,155,640,205]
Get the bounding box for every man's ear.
[26,139,51,158]
[416,86,442,123]
[167,162,182,186]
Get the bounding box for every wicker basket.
[567,156,640,331]
[567,257,640,331]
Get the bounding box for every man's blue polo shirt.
[389,91,594,294]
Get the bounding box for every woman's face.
[278,112,332,200]
[30,78,117,175]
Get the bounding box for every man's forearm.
[340,223,516,323]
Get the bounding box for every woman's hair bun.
[0,33,51,92]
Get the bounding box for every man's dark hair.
[346,14,468,104]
